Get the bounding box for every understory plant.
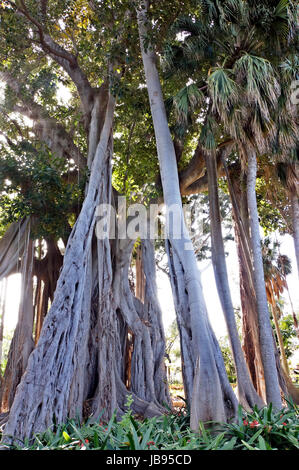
[1,401,298,451]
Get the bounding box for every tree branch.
[7,0,95,122]
[0,72,86,170]
[179,140,232,195]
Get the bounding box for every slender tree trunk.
[291,192,299,278]
[246,150,282,409]
[34,279,44,345]
[141,239,171,407]
[0,278,7,370]
[205,151,264,409]
[33,239,63,343]
[234,219,267,400]
[0,233,35,413]
[227,164,267,400]
[228,166,297,404]
[271,305,290,376]
[137,2,238,430]
[135,244,145,303]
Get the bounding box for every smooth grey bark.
[246,149,282,409]
[205,151,264,410]
[137,2,237,429]
[291,193,299,278]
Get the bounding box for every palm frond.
[234,54,280,114]
[173,83,205,125]
[208,67,239,119]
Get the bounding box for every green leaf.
[241,440,260,450]
[62,431,71,442]
[257,435,268,450]
[140,423,154,449]
[248,427,264,445]
[221,437,237,450]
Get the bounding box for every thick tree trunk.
[126,238,171,408]
[137,2,238,430]
[83,235,167,421]
[112,236,169,412]
[205,151,264,410]
[1,95,116,444]
[246,150,282,408]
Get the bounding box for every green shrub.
[221,401,299,450]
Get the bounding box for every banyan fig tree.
[0,0,297,445]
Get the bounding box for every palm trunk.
[205,151,264,409]
[137,2,237,429]
[246,150,282,409]
[271,305,289,376]
[290,192,299,278]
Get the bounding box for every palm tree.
[206,1,298,410]
[163,0,298,408]
[170,0,294,407]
